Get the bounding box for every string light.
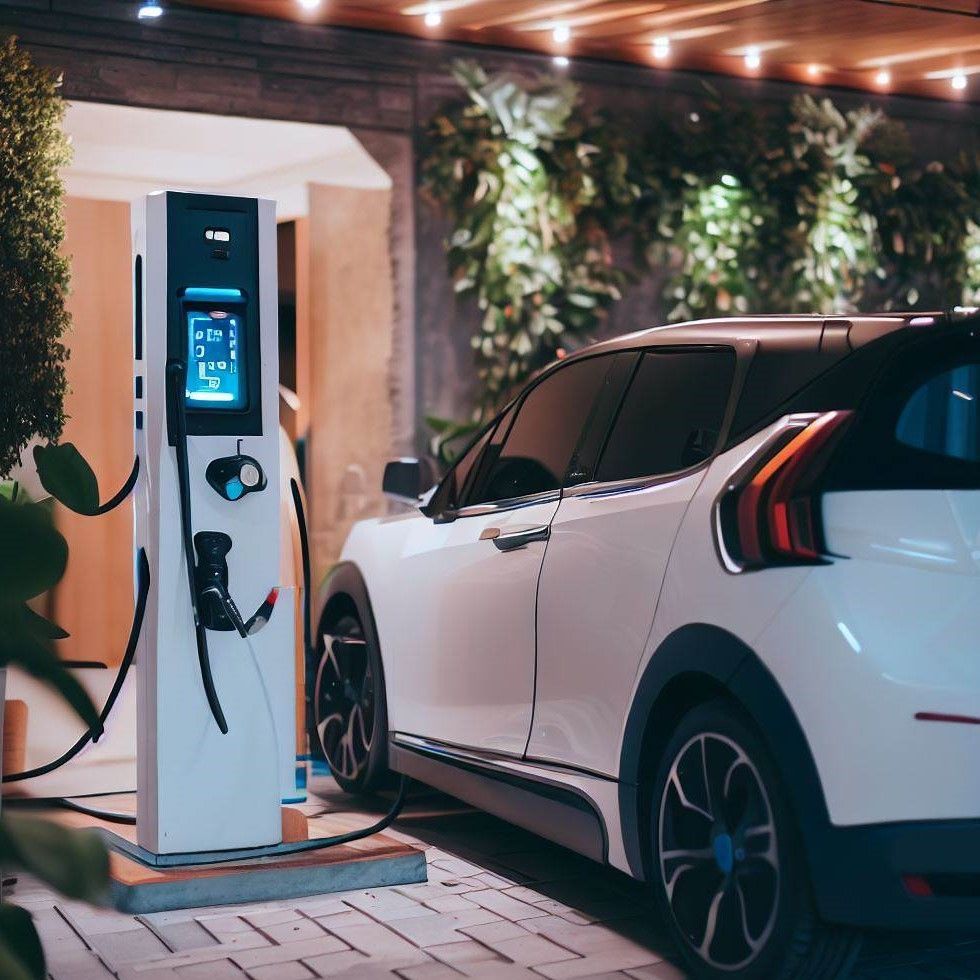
[552,23,571,44]
[951,72,968,91]
[875,68,892,87]
[297,0,321,9]
[553,55,570,67]
[423,4,441,27]
[807,63,821,78]
[137,0,163,18]
[652,37,671,60]
[744,47,761,70]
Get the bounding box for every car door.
[529,346,738,775]
[384,353,617,757]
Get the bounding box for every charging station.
[133,191,288,857]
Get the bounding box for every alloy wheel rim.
[658,731,779,971]
[315,624,375,782]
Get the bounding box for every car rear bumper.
[813,819,980,931]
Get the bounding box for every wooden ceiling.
[177,0,980,103]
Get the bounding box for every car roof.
[568,312,955,362]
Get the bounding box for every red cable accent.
[915,711,980,726]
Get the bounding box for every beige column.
[55,197,134,666]
[306,183,396,587]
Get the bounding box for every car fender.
[618,623,832,891]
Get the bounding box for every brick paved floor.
[14,777,980,979]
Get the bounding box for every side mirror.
[382,458,435,506]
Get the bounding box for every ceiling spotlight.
[423,6,442,27]
[553,55,570,67]
[552,22,571,44]
[875,68,891,87]
[652,37,671,60]
[744,47,761,70]
[137,0,164,18]
[951,72,968,91]
[297,0,321,9]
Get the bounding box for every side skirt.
[388,736,608,864]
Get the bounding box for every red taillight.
[902,874,934,898]
[723,411,853,569]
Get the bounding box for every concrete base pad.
[47,798,427,914]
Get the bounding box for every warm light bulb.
[951,72,968,91]
[807,63,821,78]
[553,55,570,67]
[744,47,761,70]
[424,6,442,26]
[875,69,891,87]
[652,37,671,60]
[552,23,571,44]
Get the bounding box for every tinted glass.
[596,347,735,482]
[896,364,980,463]
[470,356,612,504]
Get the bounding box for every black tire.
[650,699,861,980]
[312,607,391,794]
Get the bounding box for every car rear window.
[896,364,979,464]
[824,326,980,491]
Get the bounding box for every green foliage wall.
[0,36,72,479]
[423,60,980,423]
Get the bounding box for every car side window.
[467,355,614,506]
[595,347,736,483]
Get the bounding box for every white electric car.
[313,310,980,979]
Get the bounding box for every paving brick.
[427,939,507,969]
[314,908,376,930]
[397,963,463,979]
[423,894,480,914]
[293,896,351,917]
[46,949,116,980]
[231,935,349,968]
[490,934,581,968]
[431,858,486,878]
[459,920,530,945]
[261,916,328,943]
[244,908,303,928]
[126,935,270,971]
[324,920,431,967]
[176,963,245,978]
[533,948,663,979]
[464,890,550,922]
[346,888,431,920]
[301,948,371,976]
[149,919,221,952]
[398,880,478,900]
[385,911,471,948]
[88,922,171,966]
[247,962,314,979]
[198,915,255,937]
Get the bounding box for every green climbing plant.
[422,60,634,420]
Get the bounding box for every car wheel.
[650,700,861,980]
[313,608,390,794]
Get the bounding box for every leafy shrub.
[0,36,72,479]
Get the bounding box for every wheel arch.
[309,561,388,755]
[618,623,832,889]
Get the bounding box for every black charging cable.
[166,359,229,734]
[2,550,150,784]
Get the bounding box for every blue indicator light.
[225,478,244,500]
[183,287,245,301]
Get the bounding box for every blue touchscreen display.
[185,309,246,410]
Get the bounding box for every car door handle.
[482,525,551,552]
